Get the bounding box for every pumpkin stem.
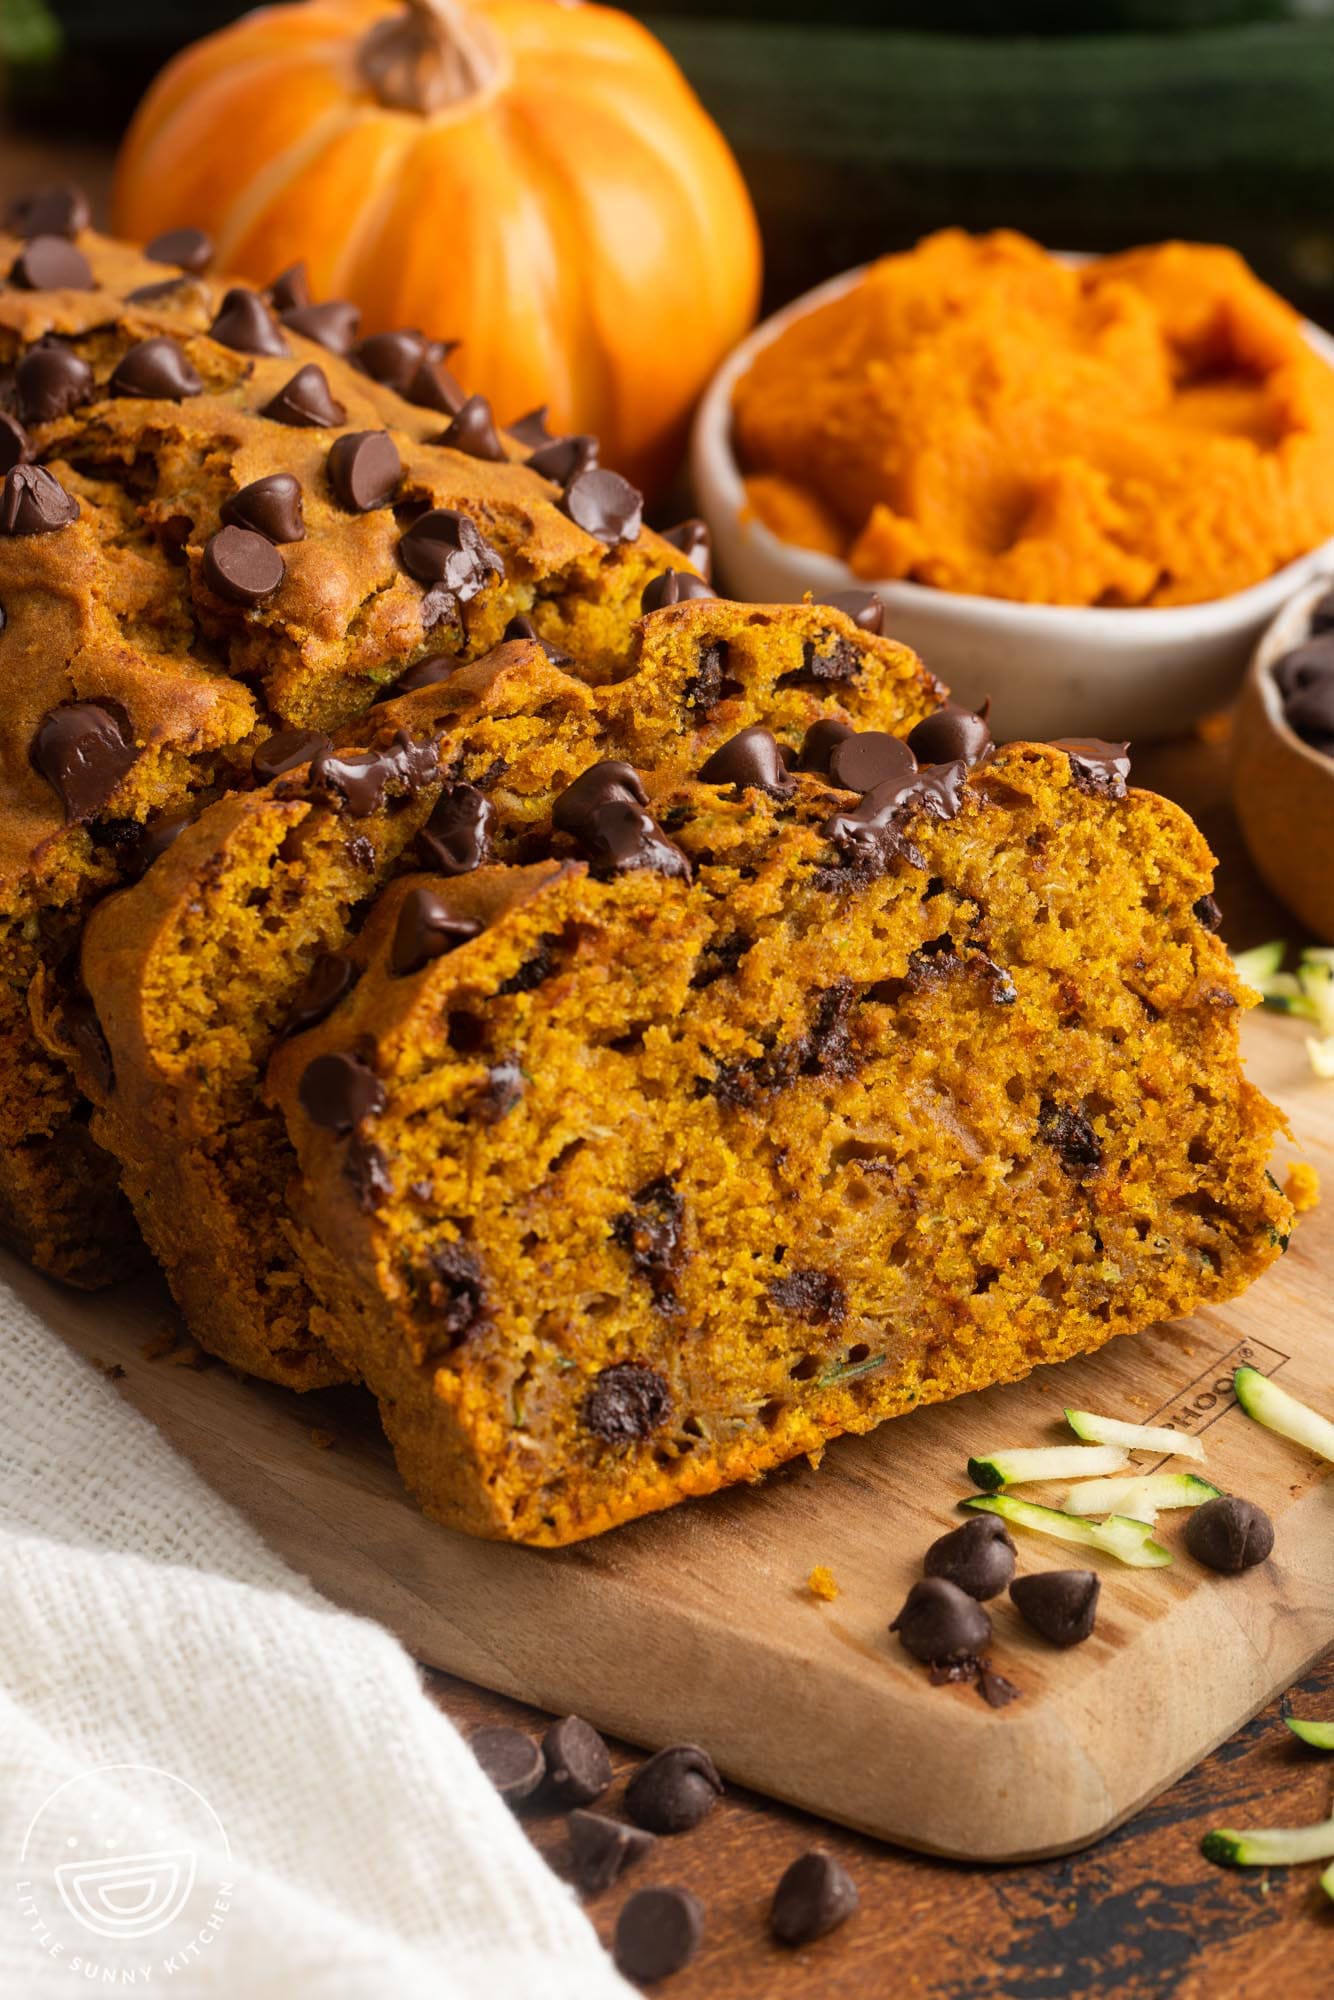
[358,0,502,115]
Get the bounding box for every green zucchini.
[1062,1473,1220,1521]
[1285,1717,1334,1750]
[966,1444,1129,1492]
[1203,1817,1334,1866]
[1064,1408,1206,1461]
[962,1494,1172,1567]
[1234,1367,1334,1463]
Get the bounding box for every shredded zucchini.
[1203,1817,1334,1867]
[966,1443,1128,1493]
[1064,1408,1205,1462]
[1234,1366,1334,1464]
[1286,1717,1334,1751]
[962,1494,1172,1567]
[1062,1472,1219,1523]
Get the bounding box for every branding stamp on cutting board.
[1147,1334,1289,1443]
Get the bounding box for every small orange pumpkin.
[113,0,761,493]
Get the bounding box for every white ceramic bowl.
[691,265,1334,744]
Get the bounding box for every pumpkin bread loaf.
[61,605,937,1385]
[0,205,722,1285]
[256,732,1288,1543]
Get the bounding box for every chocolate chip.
[390,885,482,975]
[261,362,347,428]
[281,300,361,354]
[614,1887,704,1985]
[579,800,690,881]
[827,730,916,795]
[554,760,645,829]
[109,336,202,402]
[1309,591,1334,634]
[768,1269,846,1323]
[698,725,793,797]
[685,638,739,718]
[0,413,28,473]
[477,1058,524,1123]
[125,275,203,308]
[1193,893,1222,932]
[145,225,213,273]
[62,987,114,1096]
[252,727,331,782]
[298,1051,385,1133]
[923,1516,1016,1600]
[562,466,642,544]
[7,184,89,239]
[527,435,599,487]
[9,235,93,291]
[469,1726,545,1805]
[1038,1098,1102,1177]
[417,1239,487,1344]
[786,634,865,686]
[1052,737,1131,800]
[391,651,459,695]
[436,393,506,461]
[267,263,311,313]
[1284,673,1334,744]
[502,613,572,665]
[890,1577,992,1665]
[507,404,555,451]
[222,472,306,545]
[1,464,78,535]
[15,342,91,424]
[612,1178,684,1309]
[209,287,289,357]
[327,429,401,512]
[624,1745,722,1834]
[583,1361,672,1444]
[406,351,467,416]
[568,1810,654,1897]
[1185,1494,1274,1573]
[818,588,884,635]
[397,507,504,597]
[796,718,856,776]
[282,952,358,1038]
[660,516,712,583]
[908,702,993,769]
[123,811,191,874]
[1276,635,1334,699]
[353,327,432,392]
[823,762,968,877]
[542,1716,613,1807]
[640,567,715,614]
[1010,1570,1100,1645]
[416,782,493,875]
[202,524,285,605]
[32,700,137,820]
[306,733,439,815]
[770,1849,859,1947]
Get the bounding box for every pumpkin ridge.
[322,113,424,303]
[211,104,368,273]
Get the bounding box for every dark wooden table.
[2,127,1330,2000]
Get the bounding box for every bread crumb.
[168,1342,210,1370]
[141,1327,179,1361]
[807,1565,840,1602]
[1284,1161,1320,1213]
[310,1429,337,1450]
[91,1357,126,1380]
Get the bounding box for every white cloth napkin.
[0,1276,633,1998]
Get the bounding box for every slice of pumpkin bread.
[61,603,937,1384]
[261,734,1289,1543]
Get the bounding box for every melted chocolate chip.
[327,429,401,512]
[122,811,191,874]
[701,980,856,1104]
[209,287,289,357]
[890,1577,992,1665]
[9,235,93,291]
[109,336,202,402]
[827,730,916,795]
[554,760,646,830]
[660,516,713,583]
[476,1058,524,1123]
[62,987,114,1096]
[298,1051,385,1133]
[415,782,493,875]
[436,393,506,461]
[582,1361,672,1443]
[784,634,865,686]
[0,412,28,473]
[1038,1098,1103,1178]
[301,733,439,816]
[390,651,459,695]
[1052,738,1131,799]
[469,1726,544,1805]
[397,507,504,598]
[417,1239,488,1346]
[615,1888,705,1985]
[1193,893,1223,932]
[568,1811,654,1897]
[612,1178,685,1310]
[283,952,358,1038]
[542,1715,613,1808]
[908,702,993,769]
[796,718,856,776]
[640,567,715,615]
[32,700,137,820]
[823,762,968,878]
[202,524,285,605]
[770,1850,859,1948]
[1185,1494,1274,1573]
[685,638,739,718]
[1010,1570,1100,1646]
[502,613,572,665]
[390,886,482,976]
[145,225,213,274]
[768,1269,846,1324]
[1,463,79,536]
[562,466,642,544]
[923,1516,1017,1601]
[7,184,89,239]
[698,726,794,797]
[818,588,884,635]
[222,472,306,545]
[252,727,331,783]
[624,1745,722,1834]
[267,263,311,314]
[571,800,691,881]
[15,342,91,424]
[281,299,361,354]
[526,433,599,485]
[261,362,347,428]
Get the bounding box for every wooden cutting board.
[14,1008,1333,1864]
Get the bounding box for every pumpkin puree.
[733,230,1334,607]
